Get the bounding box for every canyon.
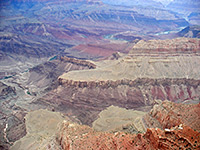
[0,0,200,150]
[0,35,200,149]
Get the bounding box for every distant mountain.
[101,0,164,8]
[188,12,200,25]
[178,26,200,38]
[167,0,200,16]
[153,0,173,6]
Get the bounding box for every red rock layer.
[58,78,200,102]
[37,78,200,125]
[143,101,200,132]
[53,123,200,150]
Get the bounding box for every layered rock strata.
[37,77,200,126]
[53,101,199,149]
[131,38,200,53]
[36,38,200,126]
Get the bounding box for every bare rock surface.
[143,100,200,132]
[92,105,146,133]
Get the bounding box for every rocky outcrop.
[49,122,200,150]
[8,101,200,150]
[143,100,200,132]
[27,56,95,93]
[58,78,200,102]
[9,101,200,150]
[59,77,200,89]
[49,101,200,149]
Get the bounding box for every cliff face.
[36,78,200,126]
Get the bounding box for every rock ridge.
[143,101,200,132]
[50,122,200,150]
[131,38,200,53]
[58,78,200,89]
[60,56,96,69]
